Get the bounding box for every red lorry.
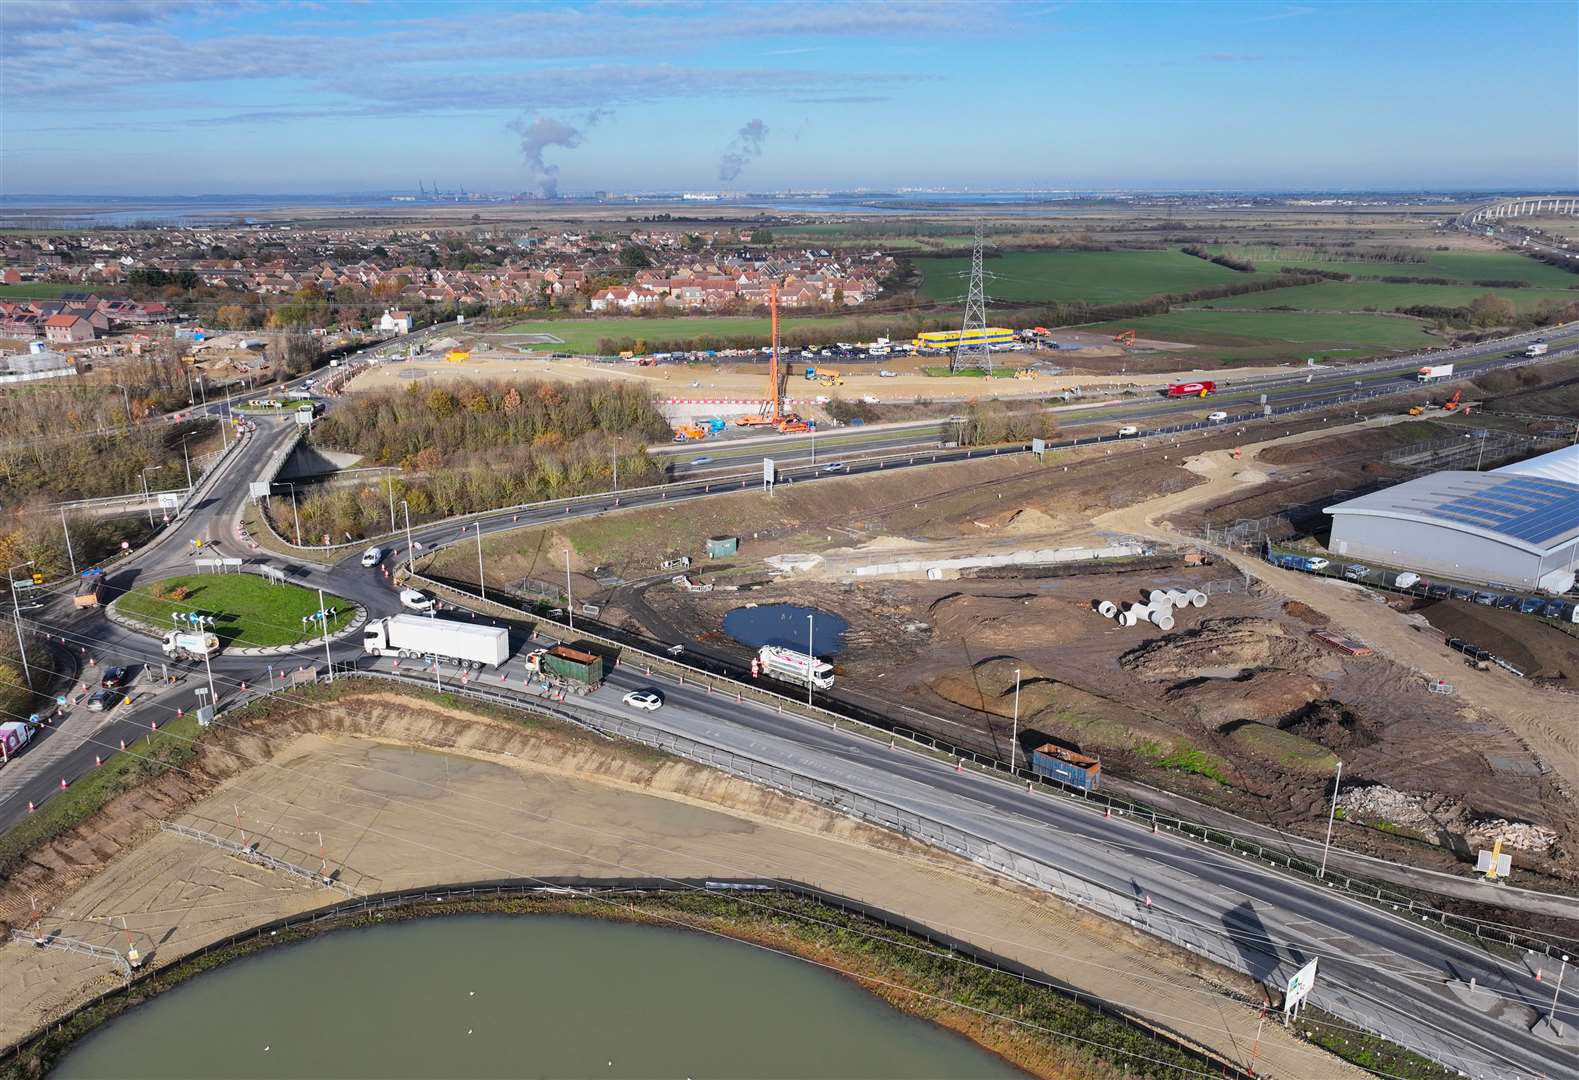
[1166,381,1216,397]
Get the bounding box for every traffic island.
[108,572,361,653]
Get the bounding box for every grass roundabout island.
[113,573,356,649]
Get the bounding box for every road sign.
[260,565,287,585]
[249,482,270,499]
[158,492,181,510]
[1031,437,1046,457]
[1475,848,1512,880]
[1284,958,1318,1019]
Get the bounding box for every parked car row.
[1266,548,1578,621]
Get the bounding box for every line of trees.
[309,379,671,468]
[1180,245,1256,273]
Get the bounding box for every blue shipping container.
[1030,744,1101,791]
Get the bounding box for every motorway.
[1,323,1576,1076]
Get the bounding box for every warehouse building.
[1323,445,1579,594]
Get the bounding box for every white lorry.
[1526,342,1549,357]
[162,630,219,661]
[1416,364,1454,382]
[0,720,34,764]
[751,645,834,690]
[362,614,509,667]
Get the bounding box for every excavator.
[1442,388,1463,411]
[1113,329,1137,347]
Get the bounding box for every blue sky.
[2,0,1575,195]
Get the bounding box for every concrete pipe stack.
[1097,600,1119,619]
[1166,588,1191,608]
[1188,590,1208,608]
[1148,608,1176,631]
[1147,588,1170,606]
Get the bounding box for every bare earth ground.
[1090,427,1579,809]
[342,346,1295,407]
[0,690,1361,1079]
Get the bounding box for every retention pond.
[723,603,848,654]
[52,914,1019,1079]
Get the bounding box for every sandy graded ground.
[0,690,1361,1079]
[343,347,1296,411]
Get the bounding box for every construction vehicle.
[1443,389,1463,411]
[735,414,775,428]
[73,571,104,609]
[1407,405,1427,416]
[523,644,604,688]
[700,417,727,434]
[752,645,834,689]
[162,630,219,661]
[672,423,708,442]
[815,369,843,387]
[1013,368,1037,380]
[776,415,810,434]
[1113,329,1137,347]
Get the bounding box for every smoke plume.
[718,119,768,182]
[508,110,608,197]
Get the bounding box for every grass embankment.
[922,365,1019,378]
[1222,722,1340,775]
[2,891,1243,1080]
[113,574,354,648]
[0,713,201,883]
[1192,280,1577,314]
[916,249,1255,305]
[497,315,865,352]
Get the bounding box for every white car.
[1305,558,1331,572]
[399,588,435,613]
[360,546,384,568]
[622,689,663,711]
[878,370,897,378]
[1116,425,1139,437]
[1207,411,1228,423]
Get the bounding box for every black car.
[1495,594,1521,610]
[1518,597,1546,615]
[1542,601,1567,619]
[1427,584,1452,599]
[86,688,120,712]
[100,666,131,690]
[1449,587,1476,602]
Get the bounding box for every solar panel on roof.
[1430,477,1579,546]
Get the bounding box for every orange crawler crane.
[736,283,797,429]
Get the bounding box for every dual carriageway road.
[0,323,1575,1076]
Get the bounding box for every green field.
[1084,309,1439,361]
[0,282,107,299]
[1210,248,1579,289]
[114,573,354,648]
[1191,280,1577,314]
[497,315,869,352]
[915,249,1253,305]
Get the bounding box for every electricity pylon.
[952,220,990,374]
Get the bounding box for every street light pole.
[110,383,131,424]
[806,613,814,706]
[401,500,414,573]
[60,507,76,575]
[565,551,574,631]
[139,466,162,528]
[285,482,302,546]
[1010,667,1021,772]
[318,587,334,683]
[475,524,486,602]
[387,475,396,533]
[8,561,33,691]
[202,646,216,709]
[180,436,193,492]
[1319,759,1343,879]
[1549,954,1570,1027]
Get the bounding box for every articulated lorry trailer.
[523,645,604,687]
[1416,364,1454,382]
[362,614,509,667]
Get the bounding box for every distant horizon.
[2,1,1574,195]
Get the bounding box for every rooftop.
[1491,443,1579,486]
[1325,470,1579,554]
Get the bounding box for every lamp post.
[140,465,164,528]
[109,383,131,424]
[806,613,814,707]
[319,587,334,683]
[565,551,574,632]
[8,561,34,690]
[60,507,76,575]
[179,434,194,492]
[1550,954,1570,1028]
[386,474,397,533]
[475,523,486,601]
[1319,759,1343,880]
[401,500,414,573]
[1010,667,1021,772]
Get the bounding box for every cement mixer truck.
[162,630,219,661]
[751,645,834,690]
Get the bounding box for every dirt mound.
[926,593,1087,650]
[1165,669,1326,728]
[1281,600,1329,628]
[1222,721,1339,776]
[998,507,1062,535]
[1121,618,1324,680]
[1417,600,1577,683]
[1338,784,1559,855]
[1279,700,1381,752]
